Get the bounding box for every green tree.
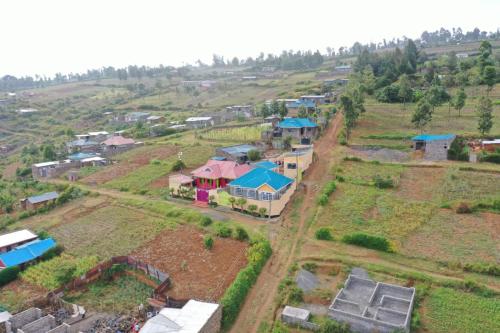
[482,66,496,94]
[403,39,418,74]
[247,149,261,161]
[247,204,258,216]
[426,83,449,112]
[236,197,247,211]
[278,101,288,119]
[478,41,492,74]
[297,105,307,118]
[476,96,493,136]
[453,88,467,117]
[339,95,358,141]
[228,196,236,210]
[270,100,280,115]
[0,193,15,213]
[258,207,267,218]
[412,99,433,133]
[42,144,57,161]
[398,74,412,110]
[260,104,271,119]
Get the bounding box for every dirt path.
[229,114,343,333]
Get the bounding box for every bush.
[463,262,500,276]
[302,262,318,273]
[318,194,329,206]
[235,227,249,241]
[456,202,472,214]
[247,149,261,161]
[343,156,362,162]
[479,152,500,164]
[203,235,214,250]
[200,216,213,227]
[342,233,392,252]
[0,266,20,287]
[220,239,272,329]
[320,319,352,333]
[315,228,333,241]
[372,175,394,189]
[447,137,469,161]
[56,186,86,206]
[171,159,186,171]
[318,181,336,206]
[287,286,304,304]
[215,223,232,238]
[335,175,345,182]
[338,130,347,145]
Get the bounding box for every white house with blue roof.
[226,167,295,217]
[278,118,318,144]
[412,134,456,160]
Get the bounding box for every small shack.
[411,134,456,160]
[0,238,57,270]
[215,144,259,163]
[21,192,59,211]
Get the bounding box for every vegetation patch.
[342,233,392,252]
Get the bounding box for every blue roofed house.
[0,238,56,269]
[226,168,295,217]
[20,191,59,211]
[278,118,318,144]
[254,160,279,172]
[286,100,316,117]
[66,138,100,154]
[412,134,456,160]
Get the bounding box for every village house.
[32,160,72,179]
[412,134,456,160]
[215,144,260,163]
[226,167,295,217]
[185,116,215,129]
[147,115,166,124]
[140,300,221,333]
[101,135,137,155]
[225,105,254,118]
[282,145,314,182]
[481,139,500,152]
[0,229,37,253]
[66,138,100,154]
[75,131,110,142]
[189,159,253,204]
[277,118,319,144]
[20,191,59,211]
[300,95,326,105]
[0,238,56,270]
[125,112,150,123]
[286,100,316,117]
[253,160,279,172]
[334,64,352,73]
[324,78,349,86]
[68,152,108,167]
[17,108,39,115]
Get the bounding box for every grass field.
[64,274,154,314]
[199,124,269,142]
[422,287,500,333]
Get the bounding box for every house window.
[248,189,256,199]
[444,145,448,149]
[235,187,243,196]
[287,163,297,169]
[261,192,273,201]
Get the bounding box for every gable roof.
[0,238,56,268]
[254,160,278,170]
[102,136,135,146]
[67,139,99,147]
[191,160,253,180]
[218,144,257,157]
[412,134,455,142]
[27,192,59,204]
[0,230,37,249]
[68,152,97,161]
[288,100,316,108]
[229,167,294,191]
[278,118,318,129]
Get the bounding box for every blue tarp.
[229,167,293,191]
[412,134,455,142]
[0,238,56,268]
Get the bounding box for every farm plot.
[130,226,248,301]
[422,287,500,333]
[0,280,47,313]
[199,125,269,142]
[50,205,174,259]
[81,145,177,185]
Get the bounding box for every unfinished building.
[329,275,415,333]
[4,308,73,333]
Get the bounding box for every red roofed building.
[101,136,137,155]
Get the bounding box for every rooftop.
[254,160,278,170]
[0,238,56,268]
[67,139,99,147]
[191,160,253,180]
[68,152,97,161]
[0,229,37,249]
[169,174,194,184]
[229,167,294,191]
[288,100,316,108]
[278,118,318,129]
[185,116,212,122]
[33,160,70,168]
[27,191,59,204]
[102,136,135,146]
[218,144,257,157]
[412,134,455,142]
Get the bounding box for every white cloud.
[0,0,498,77]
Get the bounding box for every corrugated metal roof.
[27,191,59,204]
[218,144,257,156]
[288,100,316,108]
[0,230,37,249]
[229,168,293,191]
[278,118,318,129]
[255,160,278,170]
[0,238,56,268]
[68,152,97,161]
[412,134,455,142]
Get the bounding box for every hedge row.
[0,266,20,287]
[318,181,337,206]
[220,239,272,330]
[342,233,392,252]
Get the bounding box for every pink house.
[190,160,253,202]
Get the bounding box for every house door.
[196,188,209,202]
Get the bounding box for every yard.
[130,225,248,301]
[199,124,269,142]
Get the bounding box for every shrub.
[447,137,469,161]
[342,233,391,252]
[302,262,318,273]
[171,159,186,171]
[343,156,362,162]
[318,181,336,206]
[335,175,345,182]
[315,228,333,241]
[203,235,214,250]
[372,175,394,189]
[338,130,347,145]
[463,262,500,276]
[287,286,304,304]
[247,149,261,161]
[220,239,272,329]
[0,266,20,287]
[318,194,329,206]
[56,186,86,206]
[235,227,249,241]
[320,319,351,333]
[215,223,232,238]
[456,202,472,214]
[200,216,213,227]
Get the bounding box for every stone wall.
[5,308,42,333]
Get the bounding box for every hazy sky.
[1,0,498,77]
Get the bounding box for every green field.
[199,124,269,142]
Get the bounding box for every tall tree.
[453,88,467,117]
[260,104,271,119]
[298,105,307,118]
[340,95,358,140]
[278,101,288,119]
[270,100,280,115]
[42,144,57,161]
[403,39,418,73]
[482,66,496,94]
[412,99,433,133]
[398,74,412,109]
[476,96,493,136]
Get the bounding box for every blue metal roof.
[288,100,316,108]
[210,156,227,161]
[0,238,56,268]
[67,139,99,147]
[255,160,278,170]
[218,144,257,156]
[229,168,293,191]
[278,118,318,129]
[27,191,59,204]
[412,134,455,142]
[68,152,97,161]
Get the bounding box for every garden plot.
[130,226,248,301]
[50,205,173,259]
[199,125,269,142]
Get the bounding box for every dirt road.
[229,113,343,333]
